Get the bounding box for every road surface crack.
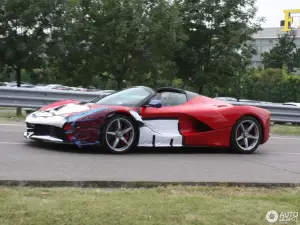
[243,159,300,176]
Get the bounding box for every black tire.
[230,116,262,154]
[99,114,139,154]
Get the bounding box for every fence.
[230,101,300,124]
[0,87,300,124]
[0,87,113,108]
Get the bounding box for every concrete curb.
[0,180,299,188]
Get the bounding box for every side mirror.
[148,99,162,108]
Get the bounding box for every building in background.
[251,27,300,68]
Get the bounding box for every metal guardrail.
[0,87,112,108]
[230,101,300,124]
[0,87,300,124]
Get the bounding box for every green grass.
[271,124,300,135]
[0,110,26,121]
[0,186,299,225]
[0,108,29,121]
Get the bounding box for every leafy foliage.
[262,32,300,73]
[174,0,262,93]
[0,0,66,86]
[235,68,300,102]
[5,0,294,102]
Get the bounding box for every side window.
[152,92,187,106]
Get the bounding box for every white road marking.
[0,124,25,127]
[0,141,299,157]
[0,142,26,145]
[267,152,300,155]
[270,136,300,141]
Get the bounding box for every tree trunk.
[198,83,204,94]
[235,72,241,101]
[116,78,123,90]
[153,78,157,89]
[16,67,22,117]
[16,67,21,87]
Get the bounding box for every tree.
[291,48,300,74]
[92,0,186,89]
[132,0,186,88]
[0,0,66,115]
[0,0,66,86]
[174,0,262,94]
[50,0,185,89]
[231,48,255,100]
[46,0,97,87]
[261,32,299,72]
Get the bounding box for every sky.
[255,0,300,27]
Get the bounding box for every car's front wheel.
[230,116,262,154]
[100,114,138,154]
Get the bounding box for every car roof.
[113,86,199,101]
[156,87,185,93]
[156,87,199,101]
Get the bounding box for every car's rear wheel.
[230,116,262,154]
[100,114,138,154]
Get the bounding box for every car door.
[137,91,188,147]
[140,91,188,118]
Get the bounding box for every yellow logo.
[283,9,300,32]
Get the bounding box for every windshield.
[95,87,153,106]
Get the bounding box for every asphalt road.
[0,122,300,184]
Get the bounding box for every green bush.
[240,68,300,102]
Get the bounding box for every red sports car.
[24,86,271,154]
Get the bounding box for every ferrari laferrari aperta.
[24,86,271,154]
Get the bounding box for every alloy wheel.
[235,120,260,151]
[105,118,135,152]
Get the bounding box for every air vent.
[214,104,230,108]
[194,120,212,132]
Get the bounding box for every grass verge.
[0,185,299,225]
[0,108,26,121]
[271,124,300,136]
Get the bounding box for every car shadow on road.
[25,140,234,155]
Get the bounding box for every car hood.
[34,103,93,118]
[34,100,130,118]
[26,100,135,128]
